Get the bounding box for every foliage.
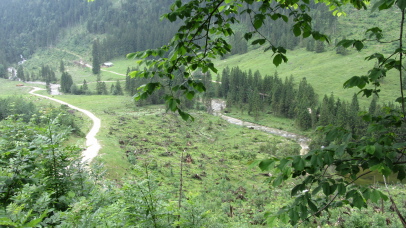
[92,39,101,75]
[61,72,74,93]
[127,0,406,226]
[0,100,94,226]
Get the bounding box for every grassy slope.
[213,47,400,107]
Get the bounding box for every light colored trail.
[211,99,310,155]
[29,87,101,164]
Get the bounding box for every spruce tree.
[92,39,101,75]
[114,80,124,95]
[60,72,73,93]
[59,60,65,72]
[315,41,325,53]
[17,66,25,81]
[82,79,88,91]
[368,95,378,115]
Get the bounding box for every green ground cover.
[212,47,400,108]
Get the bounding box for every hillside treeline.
[215,67,406,147]
[0,0,339,78]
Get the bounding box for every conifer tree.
[17,65,25,81]
[82,79,88,91]
[114,80,124,95]
[59,60,65,72]
[60,72,73,93]
[92,39,101,75]
[315,41,325,53]
[368,95,378,115]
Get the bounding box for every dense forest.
[0,0,341,79]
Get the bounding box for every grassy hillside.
[212,47,400,107]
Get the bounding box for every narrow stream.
[211,99,311,155]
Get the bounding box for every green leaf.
[352,192,366,209]
[308,200,318,212]
[185,91,195,100]
[397,0,406,9]
[395,96,405,104]
[253,14,265,29]
[167,97,178,112]
[266,216,278,227]
[293,156,305,171]
[259,159,275,171]
[321,182,331,196]
[397,168,406,181]
[312,185,321,196]
[126,52,136,59]
[273,54,283,67]
[299,204,308,220]
[370,189,381,203]
[207,63,218,73]
[273,175,283,187]
[366,145,375,154]
[278,158,290,170]
[343,76,368,89]
[289,208,300,225]
[178,109,193,121]
[244,32,253,41]
[0,217,17,226]
[354,41,364,51]
[251,39,266,45]
[293,25,301,37]
[337,183,346,195]
[291,184,305,196]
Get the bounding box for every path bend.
[29,87,101,164]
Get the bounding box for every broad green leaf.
[397,0,406,9]
[343,76,368,89]
[273,54,283,67]
[273,175,283,187]
[321,182,331,196]
[167,98,178,112]
[337,183,346,195]
[278,158,290,170]
[251,39,266,45]
[312,185,321,196]
[366,145,375,154]
[370,189,381,203]
[244,32,253,41]
[395,96,405,104]
[289,208,300,225]
[299,204,308,220]
[292,156,305,170]
[266,216,278,227]
[178,109,193,121]
[293,25,301,37]
[259,159,275,171]
[253,14,265,29]
[126,52,136,59]
[291,184,304,196]
[397,168,406,181]
[185,91,195,100]
[308,200,318,212]
[354,41,364,51]
[352,192,366,209]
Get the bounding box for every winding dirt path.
[211,99,310,155]
[29,87,101,164]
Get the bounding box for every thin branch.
[399,9,406,116]
[383,175,406,227]
[298,170,372,226]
